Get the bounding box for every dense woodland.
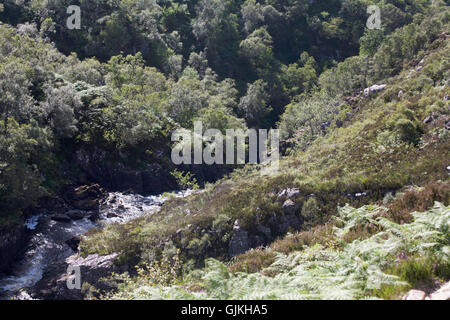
[0,0,449,300]
[1,0,446,226]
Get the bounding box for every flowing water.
[0,190,195,299]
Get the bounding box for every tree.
[40,84,82,138]
[192,0,240,77]
[0,59,34,135]
[238,80,272,128]
[281,52,317,98]
[241,0,265,34]
[239,27,275,78]
[278,91,339,145]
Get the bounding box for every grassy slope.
[81,31,450,299]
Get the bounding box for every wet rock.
[30,253,121,300]
[0,225,28,274]
[63,184,106,211]
[36,196,68,215]
[88,211,100,222]
[66,210,88,220]
[50,214,71,223]
[65,236,81,252]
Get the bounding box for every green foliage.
[0,1,449,301]
[171,169,199,190]
[394,118,421,145]
[278,91,340,146]
[80,14,450,299]
[319,55,369,96]
[108,203,450,300]
[300,197,321,226]
[238,79,272,128]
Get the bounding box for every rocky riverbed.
[0,186,196,300]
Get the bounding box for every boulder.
[66,210,88,220]
[30,253,121,300]
[402,289,427,300]
[402,281,450,300]
[364,84,386,97]
[50,214,71,223]
[63,184,106,211]
[430,281,450,300]
[277,188,300,199]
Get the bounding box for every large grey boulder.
[402,281,450,300]
[30,253,121,300]
[364,84,386,97]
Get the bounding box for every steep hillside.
[80,20,450,299]
[0,0,449,300]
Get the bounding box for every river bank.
[0,186,196,300]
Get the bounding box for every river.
[0,190,195,299]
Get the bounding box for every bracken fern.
[109,202,449,300]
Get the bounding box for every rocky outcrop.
[30,253,123,300]
[364,84,386,97]
[66,210,90,220]
[402,289,428,300]
[0,225,29,274]
[74,146,178,195]
[62,184,106,211]
[50,214,72,223]
[430,281,450,300]
[402,281,450,300]
[35,195,69,215]
[228,220,250,257]
[228,188,304,257]
[277,188,300,199]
